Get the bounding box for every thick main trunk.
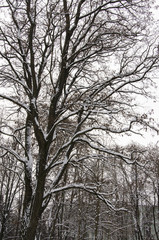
[22,148,47,240]
[23,173,46,240]
[0,215,6,240]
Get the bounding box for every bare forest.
[0,0,159,239]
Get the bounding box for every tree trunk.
[22,147,47,240]
[23,116,33,214]
[94,198,100,240]
[0,214,6,240]
[23,175,46,239]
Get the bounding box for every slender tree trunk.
[15,192,24,240]
[94,198,100,240]
[48,198,61,240]
[134,164,144,240]
[77,190,82,240]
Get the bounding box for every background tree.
[0,137,24,240]
[0,0,158,239]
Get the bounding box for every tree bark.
[22,147,47,240]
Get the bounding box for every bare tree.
[0,140,24,240]
[0,0,158,239]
